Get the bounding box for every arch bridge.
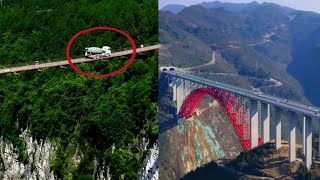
[162,71,320,169]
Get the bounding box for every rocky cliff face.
[139,141,159,180]
[0,130,158,180]
[0,130,55,179]
[159,96,243,180]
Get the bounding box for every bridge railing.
[0,44,160,74]
[165,71,320,118]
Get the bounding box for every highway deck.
[0,45,160,75]
[164,71,320,119]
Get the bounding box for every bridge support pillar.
[319,121,320,159]
[275,107,282,149]
[261,103,270,143]
[303,116,306,155]
[250,100,259,149]
[304,116,312,169]
[288,111,297,162]
[172,79,177,102]
[176,79,183,113]
[182,80,187,105]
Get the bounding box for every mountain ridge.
[160,1,298,14]
[161,4,186,14]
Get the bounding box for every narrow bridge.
[0,45,160,75]
[162,71,320,169]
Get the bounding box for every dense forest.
[0,0,157,179]
[0,0,157,65]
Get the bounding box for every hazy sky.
[159,0,320,13]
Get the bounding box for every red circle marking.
[66,27,136,78]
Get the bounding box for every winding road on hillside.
[179,52,217,72]
[179,34,272,72]
[163,24,284,90]
[165,15,311,90]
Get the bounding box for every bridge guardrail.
[0,44,160,75]
[164,71,320,118]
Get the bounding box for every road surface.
[164,71,320,119]
[0,45,160,75]
[179,52,217,72]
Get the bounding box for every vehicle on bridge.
[84,46,111,59]
[250,87,263,96]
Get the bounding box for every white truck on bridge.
[84,46,111,59]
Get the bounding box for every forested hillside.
[0,0,158,179]
[0,0,157,65]
[160,2,320,105]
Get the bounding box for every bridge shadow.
[179,160,239,180]
[159,110,180,134]
[158,73,183,134]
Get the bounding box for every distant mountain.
[199,1,297,13]
[161,1,297,14]
[199,1,261,12]
[160,4,186,14]
[159,2,320,105]
[260,2,297,14]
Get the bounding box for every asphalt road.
[0,45,160,75]
[164,71,320,119]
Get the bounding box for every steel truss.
[178,87,262,150]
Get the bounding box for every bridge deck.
[164,71,320,119]
[0,45,160,75]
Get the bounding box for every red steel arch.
[178,88,262,150]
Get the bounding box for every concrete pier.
[176,79,182,112]
[319,121,320,158]
[173,78,177,102]
[304,116,312,169]
[261,103,270,143]
[303,117,306,155]
[250,100,259,149]
[288,111,297,162]
[275,107,282,149]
